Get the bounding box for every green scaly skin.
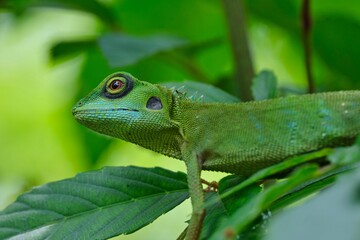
[73,72,360,239]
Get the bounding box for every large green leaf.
[98,33,188,67]
[0,166,189,239]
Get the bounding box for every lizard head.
[72,72,181,157]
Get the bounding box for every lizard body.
[73,72,360,239]
[177,92,359,175]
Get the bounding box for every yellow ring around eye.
[106,77,127,94]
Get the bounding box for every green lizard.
[72,72,360,240]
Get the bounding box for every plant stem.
[222,0,254,101]
[301,0,314,93]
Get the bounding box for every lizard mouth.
[72,107,139,118]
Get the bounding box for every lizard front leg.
[182,146,205,240]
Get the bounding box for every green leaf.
[251,70,278,101]
[99,33,188,67]
[201,192,228,240]
[162,81,240,103]
[266,165,360,240]
[201,176,261,239]
[218,175,246,194]
[0,166,189,239]
[218,175,261,215]
[209,164,320,240]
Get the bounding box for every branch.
[222,0,254,101]
[301,0,314,93]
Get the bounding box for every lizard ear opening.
[146,97,163,110]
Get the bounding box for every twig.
[222,0,254,101]
[201,178,219,191]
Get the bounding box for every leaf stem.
[222,0,254,101]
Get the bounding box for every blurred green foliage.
[1,0,360,239]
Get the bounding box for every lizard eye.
[103,73,134,99]
[106,77,127,95]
